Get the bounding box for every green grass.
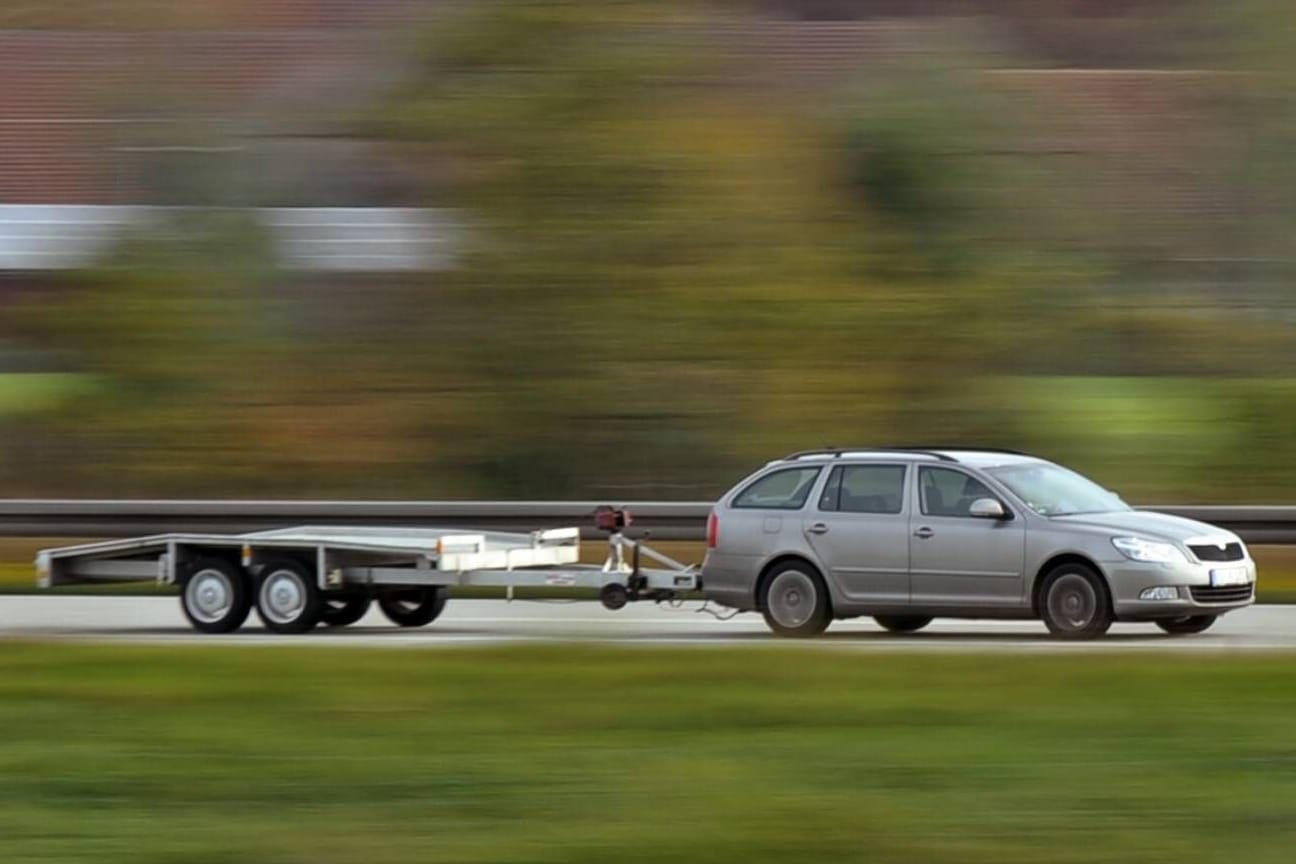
[1,645,1295,863]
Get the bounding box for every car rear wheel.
[1156,615,1216,635]
[1040,564,1112,640]
[874,615,932,634]
[760,562,830,637]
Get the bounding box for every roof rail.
[885,446,1032,457]
[783,447,958,462]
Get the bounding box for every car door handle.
[913,526,935,539]
[807,523,829,535]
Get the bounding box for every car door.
[908,465,1026,607]
[802,462,910,605]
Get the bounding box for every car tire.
[378,587,447,627]
[179,557,252,634]
[1155,615,1216,635]
[1040,563,1113,640]
[760,561,831,638]
[873,615,933,634]
[255,558,323,634]
[320,594,372,628]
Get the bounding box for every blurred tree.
[374,2,1063,494]
[5,211,283,495]
[4,212,460,497]
[12,0,1296,500]
[376,0,771,494]
[1208,1,1296,292]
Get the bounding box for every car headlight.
[1112,536,1187,564]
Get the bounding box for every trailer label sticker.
[545,574,578,586]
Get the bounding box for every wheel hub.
[769,571,815,628]
[1049,574,1096,629]
[186,571,232,623]
[262,573,304,622]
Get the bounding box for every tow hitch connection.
[35,505,700,634]
[594,505,696,610]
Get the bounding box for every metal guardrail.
[0,205,459,273]
[0,501,712,541]
[1139,507,1296,546]
[3,500,1296,544]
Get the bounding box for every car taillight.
[707,511,719,548]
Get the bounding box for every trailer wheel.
[599,583,629,611]
[378,588,447,627]
[180,558,252,634]
[321,595,371,628]
[255,558,323,634]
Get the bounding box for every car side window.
[732,467,822,510]
[819,464,906,514]
[919,466,1000,518]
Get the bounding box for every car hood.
[1049,510,1236,544]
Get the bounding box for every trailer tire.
[378,588,447,627]
[180,558,252,634]
[255,558,323,634]
[321,594,371,628]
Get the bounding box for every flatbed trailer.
[34,511,699,634]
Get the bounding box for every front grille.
[1190,585,1253,604]
[1190,542,1244,562]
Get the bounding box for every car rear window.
[732,467,822,510]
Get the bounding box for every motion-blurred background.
[2,0,1294,502]
[7,8,1296,864]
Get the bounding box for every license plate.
[1210,566,1250,587]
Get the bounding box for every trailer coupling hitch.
[593,505,632,533]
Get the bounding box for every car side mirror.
[969,498,1009,520]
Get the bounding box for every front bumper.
[1107,558,1257,619]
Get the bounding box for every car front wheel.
[1040,564,1112,640]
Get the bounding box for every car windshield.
[985,463,1128,517]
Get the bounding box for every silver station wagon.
[701,448,1256,639]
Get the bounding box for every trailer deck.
[35,513,700,634]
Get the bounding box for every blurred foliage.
[369,0,1059,495]
[0,0,272,30]
[4,0,1296,500]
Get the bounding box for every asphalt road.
[1,595,1294,650]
